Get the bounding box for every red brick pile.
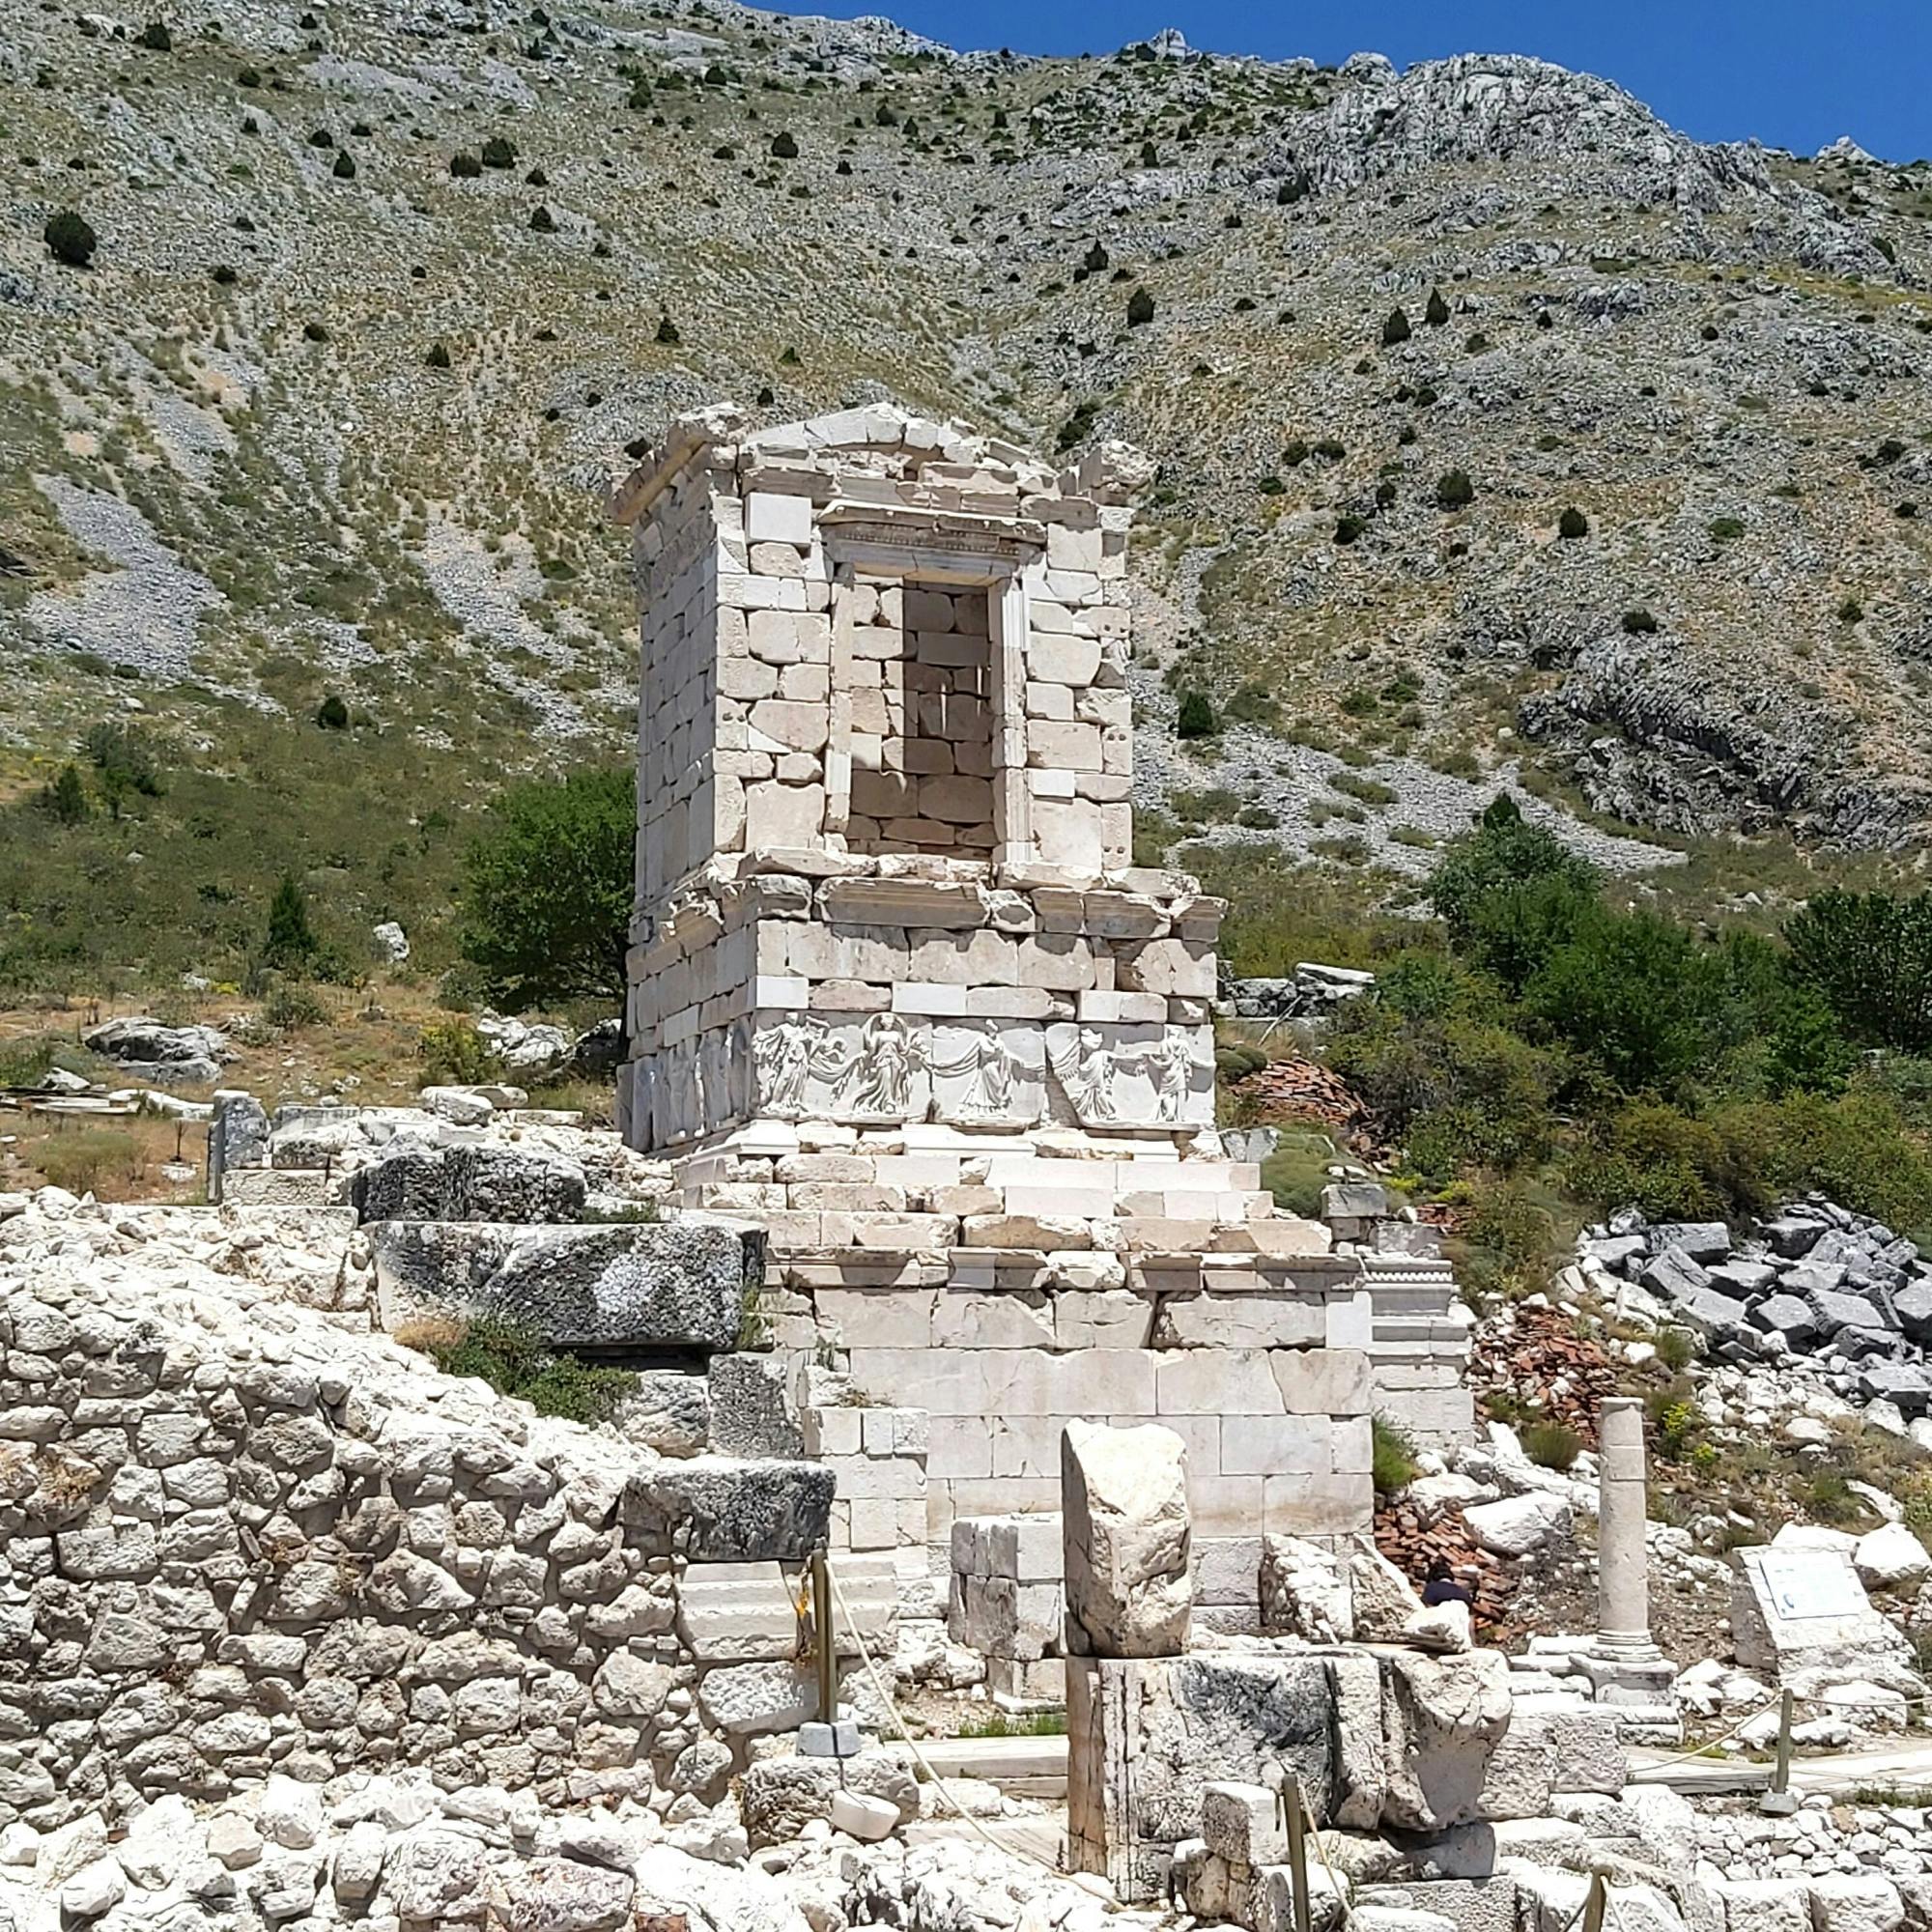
[1227,1055,1365,1132]
[1373,1498,1515,1635]
[1475,1303,1626,1447]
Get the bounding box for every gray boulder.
[374,1218,761,1350]
[638,1457,835,1562]
[83,1015,232,1087]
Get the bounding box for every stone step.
[918,1731,1068,1801]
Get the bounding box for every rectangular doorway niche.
[844,574,996,857]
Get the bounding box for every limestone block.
[707,1352,803,1458]
[746,490,813,546]
[1378,1650,1512,1833]
[1716,1883,1812,1932]
[1202,1781,1287,1866]
[1066,1653,1335,1901]
[640,1457,835,1562]
[1347,1535,1427,1641]
[1328,1651,1388,1829]
[1061,1419,1191,1657]
[1271,1348,1373,1415]
[1117,938,1216,1000]
[1475,1721,1554,1819]
[1807,1876,1904,1932]
[745,781,825,849]
[1259,1536,1351,1642]
[502,1858,637,1932]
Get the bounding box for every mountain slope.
[5,3,1932,984]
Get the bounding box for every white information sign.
[1758,1552,1870,1622]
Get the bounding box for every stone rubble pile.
[1576,1202,1932,1426]
[1220,961,1376,1022]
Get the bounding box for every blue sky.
[806,1,1931,162]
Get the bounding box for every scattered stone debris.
[1577,1201,1932,1429]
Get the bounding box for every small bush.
[1709,516,1746,542]
[1837,597,1863,623]
[770,130,798,158]
[528,205,556,233]
[1126,286,1155,327]
[1334,513,1368,545]
[1425,286,1449,327]
[1522,1420,1582,1471]
[136,19,172,49]
[1436,469,1475,509]
[1372,1414,1419,1494]
[1622,608,1659,635]
[424,342,451,369]
[37,764,89,824]
[331,152,356,180]
[315,694,349,730]
[44,210,98,269]
[1176,690,1217,739]
[418,1317,636,1425]
[481,134,518,168]
[1381,307,1411,347]
[450,151,482,178]
[262,874,323,977]
[655,313,680,345]
[262,982,327,1034]
[1557,506,1590,539]
[418,1018,497,1087]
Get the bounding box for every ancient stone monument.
[609,398,1214,1161]
[605,402,1415,1618]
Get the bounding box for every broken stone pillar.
[1577,1397,1677,1725]
[1061,1419,1191,1657]
[1594,1397,1659,1661]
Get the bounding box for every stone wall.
[0,1194,856,1831]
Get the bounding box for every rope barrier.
[822,1557,1120,1905]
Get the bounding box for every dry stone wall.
[0,1192,857,1832]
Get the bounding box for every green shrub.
[331,152,356,180]
[529,206,556,233]
[418,1018,497,1086]
[1709,516,1746,542]
[424,342,451,369]
[770,130,798,158]
[1334,513,1367,545]
[1557,506,1590,539]
[1655,1326,1696,1372]
[481,135,518,168]
[44,210,98,269]
[37,764,89,825]
[262,874,322,977]
[1126,286,1155,327]
[1372,1414,1418,1494]
[1838,597,1863,623]
[1785,889,1932,1052]
[1425,286,1449,327]
[655,314,680,345]
[460,768,634,1013]
[1428,796,1600,997]
[1436,469,1475,509]
[1331,772,1396,807]
[419,1317,635,1424]
[1381,307,1411,346]
[262,982,327,1033]
[1453,1181,1557,1301]
[1621,609,1659,635]
[450,151,482,178]
[1176,690,1217,738]
[136,20,172,49]
[1522,1420,1582,1471]
[315,695,349,730]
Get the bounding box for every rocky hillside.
[7,0,1932,960]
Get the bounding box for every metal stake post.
[1283,1776,1312,1932]
[810,1547,835,1723]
